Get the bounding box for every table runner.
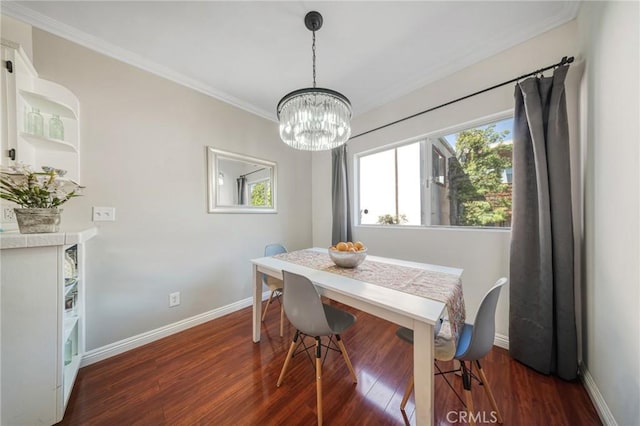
[273,249,465,358]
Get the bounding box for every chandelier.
[277,11,352,151]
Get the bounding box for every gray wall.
[31,29,313,350]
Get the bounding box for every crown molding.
[1,2,277,122]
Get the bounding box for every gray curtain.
[237,176,247,205]
[331,145,352,245]
[509,65,577,380]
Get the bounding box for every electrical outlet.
[169,292,180,307]
[2,207,17,222]
[92,206,116,222]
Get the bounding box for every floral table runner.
[273,249,465,358]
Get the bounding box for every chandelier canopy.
[277,11,352,151]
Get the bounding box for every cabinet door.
[1,245,61,425]
[1,46,18,168]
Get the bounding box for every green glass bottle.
[27,107,44,136]
[48,114,64,140]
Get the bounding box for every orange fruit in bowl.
[336,242,348,251]
[354,241,364,250]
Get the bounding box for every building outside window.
[357,116,513,228]
[432,146,446,185]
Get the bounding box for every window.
[358,142,421,225]
[357,116,513,228]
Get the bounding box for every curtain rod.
[350,55,574,141]
[240,167,266,178]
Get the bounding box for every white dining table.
[251,247,463,426]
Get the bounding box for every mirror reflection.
[207,147,277,213]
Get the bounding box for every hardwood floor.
[59,303,601,425]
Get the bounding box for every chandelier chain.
[312,30,316,88]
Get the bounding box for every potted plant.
[0,164,83,233]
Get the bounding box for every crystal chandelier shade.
[277,88,352,151]
[277,11,352,151]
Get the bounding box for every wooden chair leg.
[400,374,414,410]
[335,335,357,383]
[475,360,503,423]
[277,331,299,387]
[461,362,476,426]
[316,337,323,426]
[262,290,275,322]
[279,301,284,337]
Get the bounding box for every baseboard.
[494,332,509,350]
[579,362,618,426]
[81,291,271,367]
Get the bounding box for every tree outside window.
[448,124,512,227]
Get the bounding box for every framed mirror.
[207,147,277,213]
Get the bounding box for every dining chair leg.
[400,374,414,410]
[475,360,503,423]
[461,362,476,426]
[262,290,275,322]
[335,335,357,383]
[279,302,284,337]
[277,330,299,387]
[316,337,323,426]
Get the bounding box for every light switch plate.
[92,206,116,222]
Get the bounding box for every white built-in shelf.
[19,89,78,119]
[63,352,81,406]
[63,315,79,343]
[20,132,78,152]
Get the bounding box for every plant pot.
[14,208,62,234]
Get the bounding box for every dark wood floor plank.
[58,303,601,425]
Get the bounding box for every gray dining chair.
[262,243,287,336]
[276,270,358,426]
[395,277,507,426]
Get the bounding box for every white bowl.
[328,248,368,268]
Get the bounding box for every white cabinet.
[0,228,96,425]
[1,38,80,181]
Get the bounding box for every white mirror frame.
[207,147,278,214]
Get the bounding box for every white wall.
[0,15,33,60]
[30,29,313,350]
[312,21,580,339]
[577,2,640,425]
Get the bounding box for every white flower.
[0,165,83,208]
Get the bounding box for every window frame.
[354,110,514,230]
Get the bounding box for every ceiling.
[3,1,580,121]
